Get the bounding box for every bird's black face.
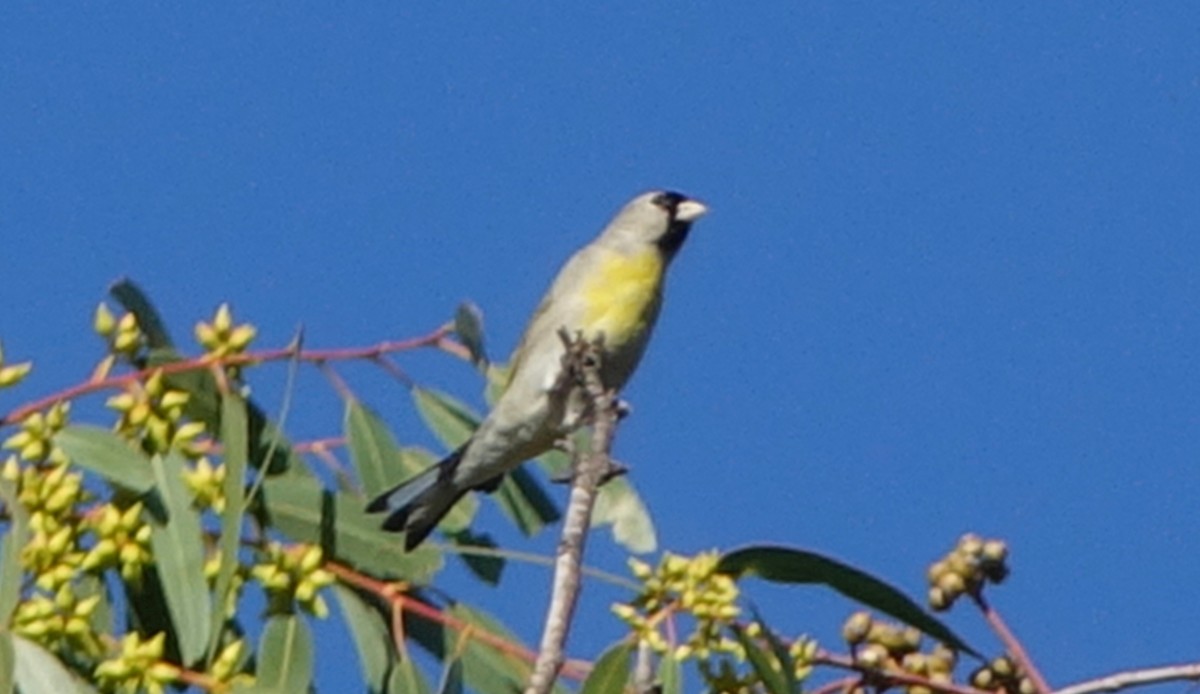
[652,191,695,257]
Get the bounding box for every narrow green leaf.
[494,467,559,536]
[388,656,433,694]
[751,607,798,693]
[148,452,211,664]
[446,603,536,694]
[208,392,248,664]
[412,387,479,449]
[657,647,683,694]
[718,545,978,656]
[731,623,792,694]
[436,656,464,694]
[345,400,408,498]
[0,631,13,694]
[255,615,313,693]
[332,585,392,694]
[579,641,633,694]
[109,278,173,349]
[454,301,488,368]
[447,529,504,585]
[0,477,29,623]
[54,426,154,493]
[261,474,442,583]
[12,635,99,694]
[591,476,656,554]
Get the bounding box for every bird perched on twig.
[367,190,708,550]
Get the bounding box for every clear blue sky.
[3,3,1198,691]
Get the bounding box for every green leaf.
[255,615,313,693]
[494,467,559,537]
[148,452,212,664]
[446,603,528,694]
[752,607,799,693]
[345,400,408,498]
[109,278,173,349]
[412,387,480,449]
[208,393,248,664]
[0,477,29,624]
[454,301,488,368]
[54,425,155,493]
[591,475,656,554]
[332,585,392,694]
[436,656,464,694]
[260,474,442,583]
[12,635,99,694]
[447,529,505,585]
[717,545,978,656]
[731,622,793,694]
[0,631,13,694]
[579,641,633,694]
[657,647,682,694]
[388,656,433,694]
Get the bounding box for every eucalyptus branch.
[526,333,622,694]
[0,325,456,427]
[971,592,1051,694]
[1054,663,1200,694]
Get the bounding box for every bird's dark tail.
[366,446,468,551]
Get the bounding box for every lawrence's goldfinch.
[368,190,707,549]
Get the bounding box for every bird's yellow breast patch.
[580,248,665,348]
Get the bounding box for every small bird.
[367,190,707,550]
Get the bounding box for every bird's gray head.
[599,190,707,260]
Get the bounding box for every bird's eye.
[651,191,686,213]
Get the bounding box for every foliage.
[0,281,1174,694]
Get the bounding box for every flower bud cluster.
[3,402,70,464]
[93,632,179,694]
[614,551,741,661]
[250,542,335,618]
[81,502,153,584]
[11,583,103,657]
[843,612,957,694]
[10,460,88,590]
[106,369,203,454]
[927,533,1009,611]
[94,304,145,358]
[183,456,227,512]
[195,303,257,378]
[970,655,1037,694]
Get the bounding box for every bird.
[367,190,708,550]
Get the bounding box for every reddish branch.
[0,325,457,427]
[325,560,590,682]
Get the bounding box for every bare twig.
[1054,663,1200,694]
[526,334,621,694]
[971,593,1052,694]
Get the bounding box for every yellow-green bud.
[842,611,873,645]
[94,303,117,336]
[0,362,33,387]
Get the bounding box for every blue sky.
[3,2,1199,691]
